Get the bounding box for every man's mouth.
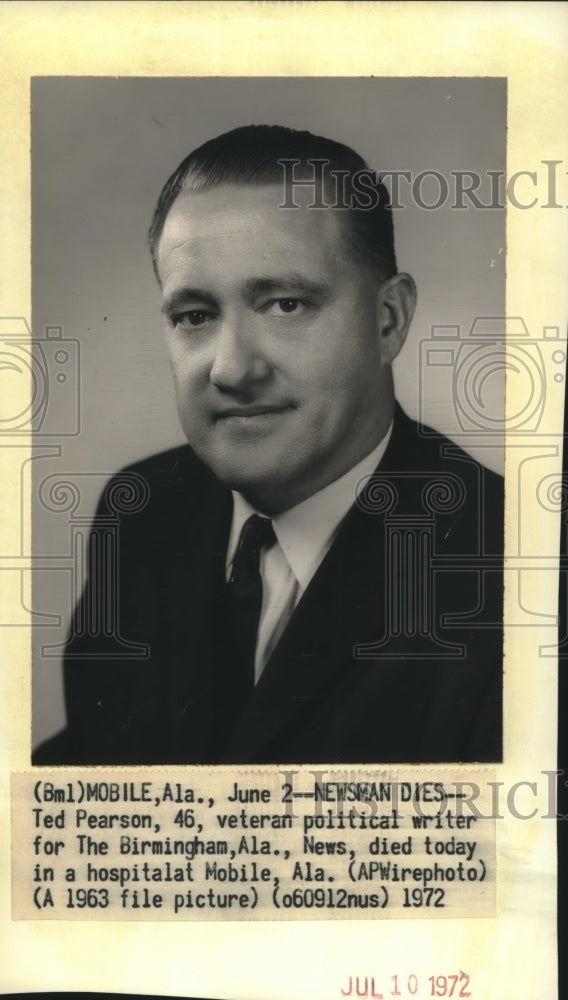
[214,404,291,422]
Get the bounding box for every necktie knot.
[230,514,276,598]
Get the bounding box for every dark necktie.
[227,513,276,701]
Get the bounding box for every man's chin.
[204,459,294,513]
[210,464,274,496]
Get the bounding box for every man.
[33,124,503,766]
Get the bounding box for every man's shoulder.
[96,444,222,520]
[390,405,503,487]
[379,406,503,557]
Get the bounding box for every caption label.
[12,769,495,920]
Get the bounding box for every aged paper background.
[1,2,567,998]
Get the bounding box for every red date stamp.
[340,972,471,998]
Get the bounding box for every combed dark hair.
[148,124,397,280]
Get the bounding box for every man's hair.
[148,124,397,280]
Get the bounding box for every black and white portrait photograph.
[30,77,506,767]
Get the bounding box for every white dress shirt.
[226,425,393,682]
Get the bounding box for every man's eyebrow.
[242,275,330,299]
[161,288,218,316]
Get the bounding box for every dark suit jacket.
[33,405,503,766]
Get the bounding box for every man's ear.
[376,273,417,365]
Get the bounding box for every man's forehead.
[159,182,344,250]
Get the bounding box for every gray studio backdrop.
[31,77,506,748]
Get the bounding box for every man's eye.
[173,310,213,330]
[264,298,304,315]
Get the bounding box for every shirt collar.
[227,423,393,590]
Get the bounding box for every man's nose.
[209,314,270,391]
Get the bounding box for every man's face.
[156,183,412,513]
